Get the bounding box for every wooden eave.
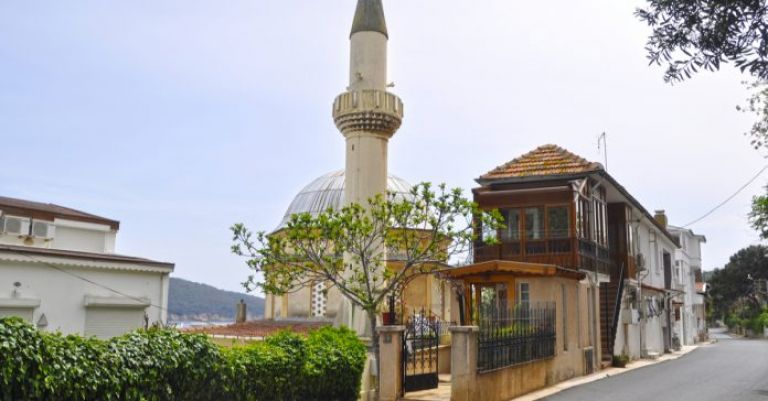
[440,260,585,281]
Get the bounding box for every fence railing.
[476,303,556,373]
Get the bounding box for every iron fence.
[477,302,556,373]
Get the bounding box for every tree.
[708,245,768,322]
[230,182,501,398]
[750,188,768,239]
[636,1,768,83]
[636,1,768,148]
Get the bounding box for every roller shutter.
[85,308,145,339]
[0,307,33,322]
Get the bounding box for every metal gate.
[402,312,439,394]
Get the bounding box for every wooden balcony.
[474,237,610,275]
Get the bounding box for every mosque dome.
[275,170,413,231]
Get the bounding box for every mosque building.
[262,1,454,329]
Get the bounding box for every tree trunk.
[368,309,380,401]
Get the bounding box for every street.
[543,329,768,401]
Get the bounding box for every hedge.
[0,317,367,401]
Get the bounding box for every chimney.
[235,299,247,324]
[654,210,668,229]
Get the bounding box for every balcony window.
[501,209,521,241]
[525,207,545,240]
[547,206,570,238]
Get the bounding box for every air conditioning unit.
[1,215,30,236]
[636,253,646,271]
[31,220,55,240]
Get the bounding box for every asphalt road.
[543,329,768,401]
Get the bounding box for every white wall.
[668,226,706,345]
[0,218,114,254]
[615,214,677,358]
[0,260,168,336]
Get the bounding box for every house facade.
[668,224,707,345]
[0,196,173,338]
[467,145,686,360]
[611,209,678,359]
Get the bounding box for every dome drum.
[275,170,412,231]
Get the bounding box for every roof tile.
[480,144,603,181]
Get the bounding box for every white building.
[0,196,173,338]
[613,209,678,359]
[667,224,707,345]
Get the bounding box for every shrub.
[612,353,630,368]
[0,317,46,401]
[0,317,367,401]
[223,340,298,401]
[109,329,225,401]
[301,326,367,401]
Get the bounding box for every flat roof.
[0,244,174,270]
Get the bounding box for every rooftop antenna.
[598,132,608,171]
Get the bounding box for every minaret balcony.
[333,89,404,138]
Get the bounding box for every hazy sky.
[1,1,765,294]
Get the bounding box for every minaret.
[333,0,404,210]
[332,0,403,335]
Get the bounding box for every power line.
[11,252,169,313]
[682,164,768,228]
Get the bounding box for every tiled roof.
[0,196,119,229]
[479,144,603,182]
[182,320,331,338]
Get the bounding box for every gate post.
[450,326,479,401]
[377,325,405,401]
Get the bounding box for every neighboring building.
[614,209,678,359]
[0,196,173,338]
[668,224,707,345]
[448,145,683,373]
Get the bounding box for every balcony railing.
[474,237,611,275]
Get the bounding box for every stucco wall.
[0,260,168,335]
[455,276,601,401]
[52,225,110,253]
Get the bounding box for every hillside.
[168,277,265,323]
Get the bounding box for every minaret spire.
[351,0,388,38]
[332,0,403,335]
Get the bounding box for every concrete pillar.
[377,325,405,401]
[450,326,479,401]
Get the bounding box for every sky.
[1,1,765,295]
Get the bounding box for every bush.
[0,317,367,401]
[612,353,630,368]
[748,309,768,334]
[301,327,367,401]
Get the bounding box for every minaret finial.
[351,0,388,38]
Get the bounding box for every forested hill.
[168,277,265,322]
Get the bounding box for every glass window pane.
[525,207,545,240]
[518,283,530,305]
[547,206,570,238]
[501,209,520,241]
